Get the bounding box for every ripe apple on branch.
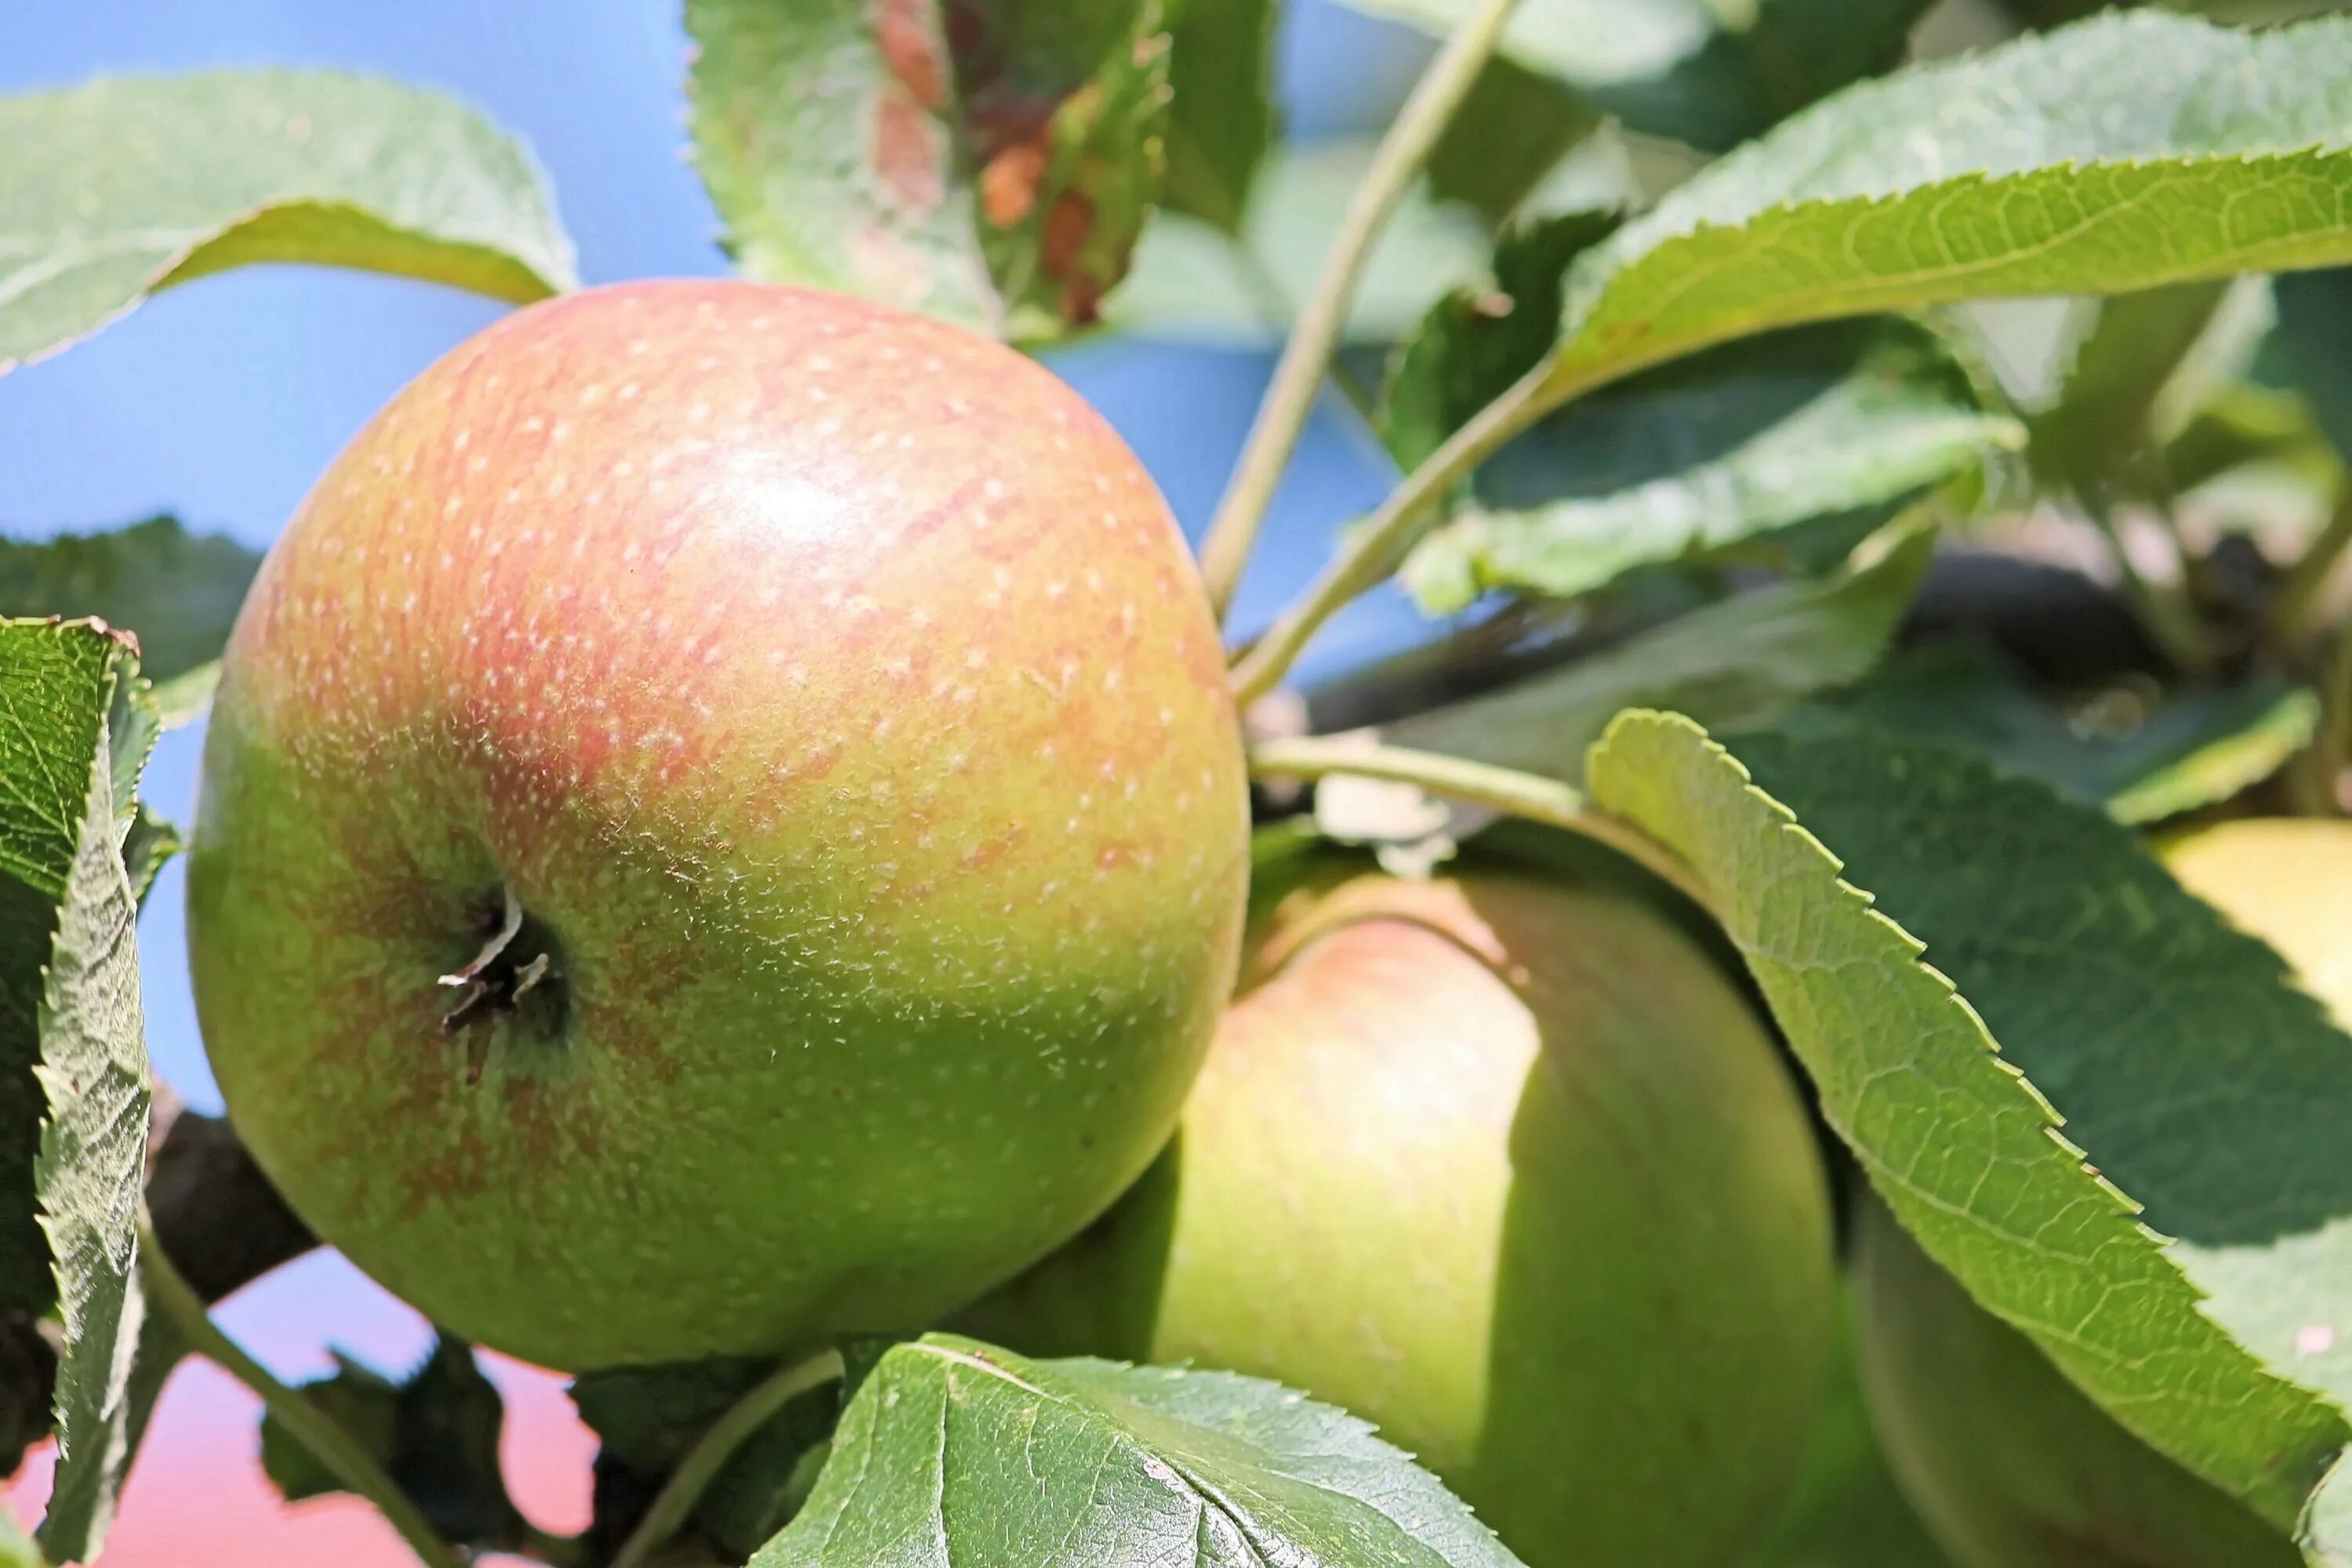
[9,5,2352,1568]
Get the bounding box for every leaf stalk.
[1245,735,1711,912]
[608,1346,845,1568]
[137,1214,463,1568]
[1196,0,1525,618]
[1229,362,1552,706]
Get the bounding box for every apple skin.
[187,279,1250,1371]
[2158,818,2352,1026]
[956,860,1838,1567]
[1854,1197,2295,1568]
[1849,818,2351,1568]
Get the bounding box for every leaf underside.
[1588,713,2352,1542]
[0,69,576,372]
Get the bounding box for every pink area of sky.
[5,1254,598,1563]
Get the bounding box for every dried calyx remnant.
[439,886,564,1080]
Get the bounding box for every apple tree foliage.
[10,3,2352,1566]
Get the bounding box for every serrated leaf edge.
[1591,709,2349,1534]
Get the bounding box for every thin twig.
[609,1347,845,1568]
[1196,0,1525,617]
[1246,735,1712,913]
[2269,488,2352,649]
[2078,488,2216,674]
[139,1214,462,1568]
[1230,363,1553,706]
[2299,624,2352,818]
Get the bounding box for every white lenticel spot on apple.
[2299,1325,2337,1355]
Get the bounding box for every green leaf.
[1403,320,2020,612]
[2028,283,2231,492]
[20,630,151,1565]
[688,0,1171,342]
[140,664,220,735]
[1747,1290,1955,1568]
[262,1337,524,1552]
[1586,713,2352,1540]
[45,1317,180,1563]
[260,1354,400,1503]
[0,622,133,1316]
[686,1386,842,1561]
[0,518,258,688]
[574,1356,841,1559]
[1425,60,1606,226]
[1385,518,1934,782]
[574,1358,780,1477]
[1798,641,2320,825]
[0,70,575,373]
[2163,381,2338,495]
[1540,13,2352,412]
[756,1336,1520,1568]
[1110,141,1492,347]
[1163,0,1276,232]
[2271,267,2352,466]
[0,1506,41,1568]
[1334,0,1934,151]
[1382,210,1622,474]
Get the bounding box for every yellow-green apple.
[957,858,1838,1567]
[1854,1197,2295,1567]
[1850,818,2352,1568]
[187,279,1250,1371]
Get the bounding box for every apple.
[1849,818,2350,1568]
[1854,1197,2295,1567]
[2158,818,2352,1024]
[186,279,1250,1372]
[956,858,1838,1567]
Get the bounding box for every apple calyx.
[437,886,564,1080]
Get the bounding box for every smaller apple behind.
[185,279,1252,1374]
[957,854,1840,1568]
[1849,816,2352,1568]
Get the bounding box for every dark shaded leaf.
[262,1336,524,1552]
[1387,517,1934,781]
[1589,713,2352,1544]
[0,518,257,686]
[1425,59,1603,225]
[1163,0,1276,232]
[574,1356,841,1560]
[1404,320,2020,612]
[1382,210,1621,473]
[1794,641,2319,824]
[2271,267,2352,466]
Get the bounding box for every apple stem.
[1193,0,1526,622]
[1245,736,1713,914]
[138,1209,466,1568]
[439,886,524,989]
[1228,365,1552,707]
[608,1345,847,1568]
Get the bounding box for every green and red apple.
[187,280,1250,1371]
[959,855,1838,1568]
[1853,817,2352,1568]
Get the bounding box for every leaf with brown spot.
[688,0,1171,343]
